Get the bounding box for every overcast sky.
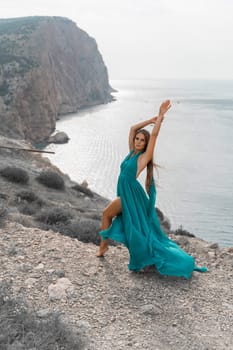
[1,0,233,80]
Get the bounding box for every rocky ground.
[0,221,232,350]
[0,136,232,349]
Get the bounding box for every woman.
[96,100,207,279]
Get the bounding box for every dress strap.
[127,149,134,158]
[128,150,142,159]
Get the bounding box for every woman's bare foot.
[96,239,109,257]
[96,246,109,257]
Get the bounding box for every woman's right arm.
[128,117,157,150]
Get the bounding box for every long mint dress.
[99,150,207,279]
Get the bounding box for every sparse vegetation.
[16,190,43,204]
[0,54,38,75]
[0,166,29,184]
[58,218,102,245]
[0,17,41,36]
[15,191,44,216]
[35,207,74,226]
[0,207,8,228]
[10,213,35,228]
[72,183,94,197]
[0,281,86,350]
[0,81,9,96]
[173,225,195,238]
[36,170,65,190]
[34,210,103,245]
[19,203,39,216]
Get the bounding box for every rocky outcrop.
[0,16,113,142]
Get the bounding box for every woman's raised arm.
[128,117,157,150]
[138,100,171,170]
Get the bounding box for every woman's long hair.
[133,129,155,194]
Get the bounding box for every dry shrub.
[173,225,195,238]
[16,190,39,203]
[59,218,101,245]
[16,190,44,206]
[16,190,44,216]
[36,170,65,190]
[8,213,35,228]
[35,213,105,246]
[72,184,94,197]
[35,207,74,226]
[0,207,8,228]
[0,281,87,349]
[0,166,29,184]
[19,203,38,215]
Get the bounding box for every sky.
[1,0,233,80]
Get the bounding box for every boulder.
[48,131,69,144]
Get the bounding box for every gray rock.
[25,277,37,287]
[48,131,69,144]
[209,242,219,249]
[34,263,44,270]
[17,263,32,272]
[140,303,163,316]
[175,235,190,247]
[76,320,91,332]
[37,308,52,318]
[48,277,74,301]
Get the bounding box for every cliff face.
[0,17,113,142]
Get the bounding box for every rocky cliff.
[0,16,113,142]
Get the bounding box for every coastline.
[43,80,233,248]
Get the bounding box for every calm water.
[45,79,233,247]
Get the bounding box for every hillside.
[0,136,232,349]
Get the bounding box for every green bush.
[0,166,29,184]
[36,170,65,190]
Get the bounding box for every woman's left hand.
[159,99,171,116]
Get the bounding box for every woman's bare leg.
[96,197,122,257]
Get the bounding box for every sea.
[45,79,233,247]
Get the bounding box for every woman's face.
[134,132,146,151]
